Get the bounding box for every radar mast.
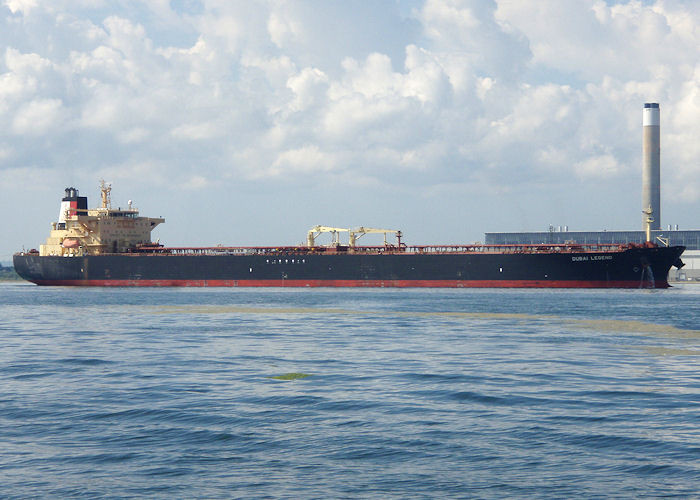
[100,179,112,209]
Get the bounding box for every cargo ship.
[13,183,685,288]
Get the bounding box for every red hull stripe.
[32,279,667,288]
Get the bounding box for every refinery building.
[485,103,700,282]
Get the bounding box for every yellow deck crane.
[349,227,403,248]
[307,226,350,248]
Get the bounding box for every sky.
[3,0,700,260]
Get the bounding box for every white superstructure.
[39,182,164,256]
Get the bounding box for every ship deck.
[126,243,647,257]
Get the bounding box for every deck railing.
[126,242,646,256]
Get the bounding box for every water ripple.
[1,285,699,498]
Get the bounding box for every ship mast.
[100,179,112,209]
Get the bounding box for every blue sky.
[3,0,700,260]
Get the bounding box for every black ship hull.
[13,245,685,288]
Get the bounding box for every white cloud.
[402,45,451,104]
[574,154,621,179]
[270,145,334,176]
[96,160,170,186]
[4,0,37,15]
[170,121,219,141]
[286,67,328,112]
[118,127,150,144]
[182,174,209,190]
[0,144,12,160]
[267,8,302,49]
[4,47,52,74]
[12,98,65,135]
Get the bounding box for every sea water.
[1,283,699,498]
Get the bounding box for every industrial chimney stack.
[642,102,660,230]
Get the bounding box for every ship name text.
[571,255,613,262]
